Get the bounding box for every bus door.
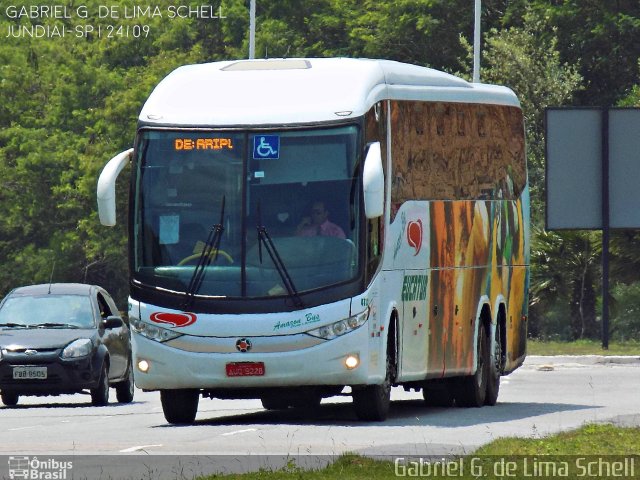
[399,270,429,379]
[394,204,430,379]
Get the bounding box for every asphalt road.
[1,355,639,477]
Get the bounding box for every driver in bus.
[296,201,345,239]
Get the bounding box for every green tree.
[526,0,640,107]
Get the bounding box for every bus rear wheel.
[456,326,489,408]
[161,389,199,424]
[485,322,503,406]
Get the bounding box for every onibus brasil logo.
[8,456,72,480]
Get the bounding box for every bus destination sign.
[174,138,234,151]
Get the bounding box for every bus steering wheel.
[177,249,234,266]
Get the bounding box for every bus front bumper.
[132,324,378,390]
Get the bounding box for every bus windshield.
[133,125,361,300]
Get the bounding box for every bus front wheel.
[353,340,395,421]
[352,380,391,421]
[160,389,199,424]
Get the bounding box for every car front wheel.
[91,364,110,406]
[115,361,135,403]
[1,392,19,407]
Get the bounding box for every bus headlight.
[130,317,183,343]
[307,308,369,340]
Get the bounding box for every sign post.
[473,0,481,83]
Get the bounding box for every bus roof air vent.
[221,60,311,71]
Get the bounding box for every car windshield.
[133,125,361,300]
[0,295,95,328]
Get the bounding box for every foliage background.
[1,0,639,340]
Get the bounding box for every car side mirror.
[102,316,124,329]
[97,148,133,226]
[363,142,384,219]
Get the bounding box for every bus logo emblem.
[253,135,280,160]
[407,219,423,256]
[236,338,252,352]
[150,312,197,328]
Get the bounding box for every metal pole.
[601,108,610,350]
[249,0,256,59]
[473,0,481,83]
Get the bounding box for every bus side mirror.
[363,142,384,219]
[97,148,133,226]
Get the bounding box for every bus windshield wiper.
[256,203,303,308]
[0,322,28,329]
[32,323,80,329]
[182,196,226,310]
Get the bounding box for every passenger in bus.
[296,201,346,239]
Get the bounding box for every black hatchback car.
[0,283,134,407]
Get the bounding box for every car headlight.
[61,338,93,359]
[306,308,369,340]
[130,317,183,342]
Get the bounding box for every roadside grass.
[473,423,640,455]
[198,424,640,479]
[527,338,640,356]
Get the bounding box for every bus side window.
[364,102,386,279]
[367,216,382,281]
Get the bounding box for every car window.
[97,293,115,318]
[104,293,120,318]
[0,295,95,328]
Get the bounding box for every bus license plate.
[225,362,265,377]
[13,366,47,380]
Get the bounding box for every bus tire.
[485,322,502,406]
[456,326,489,408]
[261,396,290,410]
[353,337,395,421]
[352,382,391,421]
[161,389,199,424]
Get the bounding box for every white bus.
[98,58,529,423]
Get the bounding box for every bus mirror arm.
[97,148,133,226]
[363,142,384,219]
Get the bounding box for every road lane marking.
[119,444,163,453]
[220,428,257,436]
[8,426,39,431]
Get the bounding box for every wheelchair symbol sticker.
[253,135,280,160]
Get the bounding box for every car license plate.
[225,362,265,377]
[13,366,47,380]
